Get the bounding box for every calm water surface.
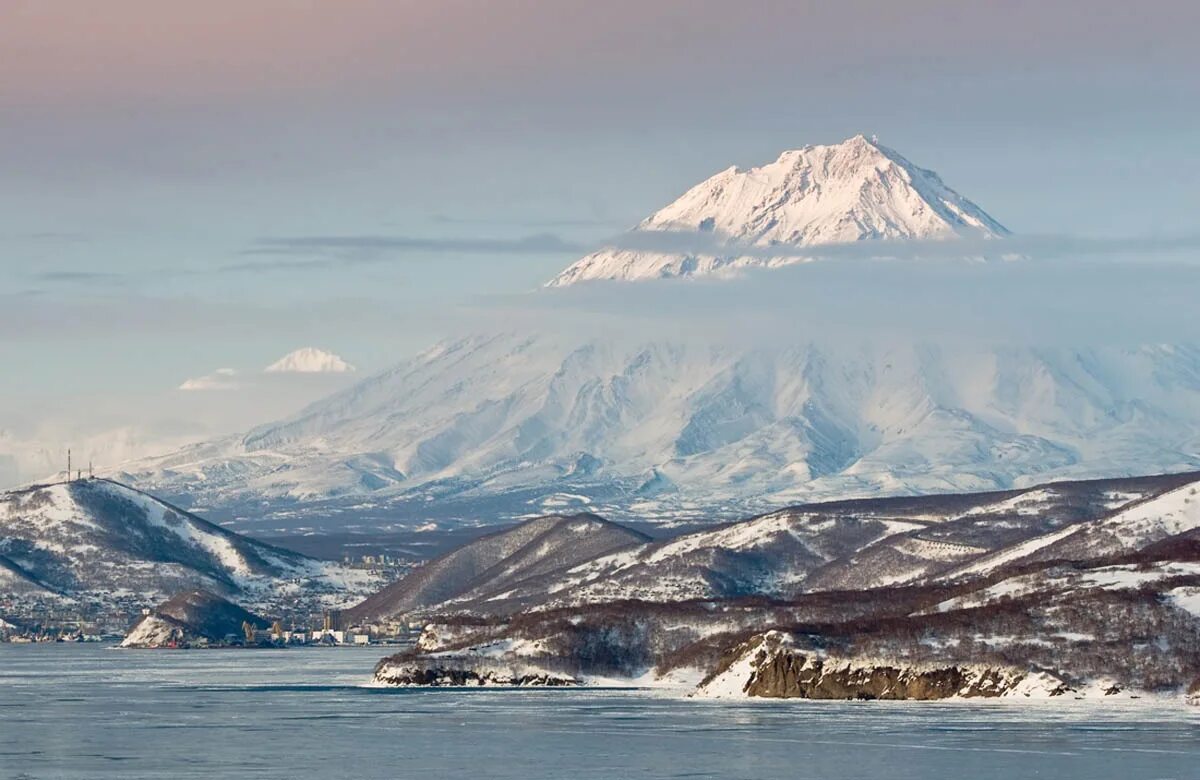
[1,644,1198,779]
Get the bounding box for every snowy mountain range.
[351,470,1200,619]
[111,136,1200,530]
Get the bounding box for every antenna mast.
[67,449,71,482]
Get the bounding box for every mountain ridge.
[347,469,1200,620]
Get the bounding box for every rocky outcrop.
[696,633,1044,700]
[373,655,577,687]
[121,590,271,648]
[373,664,577,687]
[1187,678,1200,705]
[746,651,1025,700]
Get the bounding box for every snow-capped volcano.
[265,347,355,374]
[548,134,1008,286]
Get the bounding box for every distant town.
[1,598,425,647]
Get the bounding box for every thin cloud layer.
[600,229,1200,262]
[178,367,239,391]
[473,252,1200,348]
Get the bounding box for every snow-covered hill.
[346,513,649,622]
[547,134,1007,286]
[0,478,380,616]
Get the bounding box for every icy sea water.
[2,645,1199,779]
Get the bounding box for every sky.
[2,0,1199,486]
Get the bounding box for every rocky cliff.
[695,633,1033,700]
[693,632,1150,700]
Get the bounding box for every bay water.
[2,644,1197,779]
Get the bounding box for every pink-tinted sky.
[1,0,1198,485]
[5,1,1193,108]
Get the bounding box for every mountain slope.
[345,513,649,622]
[548,472,1200,609]
[118,337,1200,530]
[0,478,380,616]
[547,134,1007,286]
[940,478,1200,581]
